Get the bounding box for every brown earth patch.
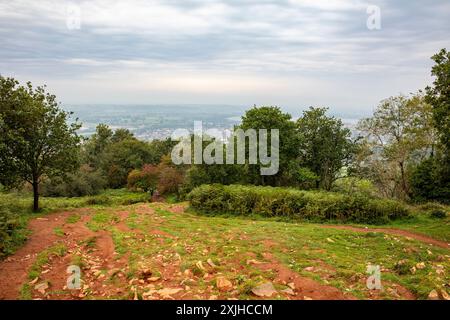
[0,209,93,299]
[256,252,355,300]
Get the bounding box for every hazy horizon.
[1,0,449,115]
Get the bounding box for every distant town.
[67,104,360,141]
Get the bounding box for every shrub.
[126,164,159,194]
[0,207,27,258]
[157,166,183,195]
[429,209,447,219]
[332,177,378,198]
[85,195,111,206]
[295,167,320,190]
[40,165,106,197]
[188,184,409,224]
[409,158,450,203]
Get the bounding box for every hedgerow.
[187,184,409,224]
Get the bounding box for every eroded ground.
[0,202,448,300]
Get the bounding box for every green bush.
[0,207,28,258]
[332,177,378,198]
[188,184,409,224]
[40,165,106,197]
[409,158,450,204]
[85,195,111,206]
[429,209,447,219]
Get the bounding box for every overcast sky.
[0,0,449,116]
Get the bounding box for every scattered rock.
[216,276,233,292]
[281,288,295,295]
[147,277,160,282]
[246,259,263,265]
[207,259,217,268]
[34,282,49,295]
[386,288,400,298]
[196,261,206,272]
[251,282,277,297]
[416,262,426,269]
[435,265,445,275]
[428,290,439,300]
[184,269,192,277]
[157,288,182,299]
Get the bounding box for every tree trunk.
[399,161,409,199]
[32,180,39,212]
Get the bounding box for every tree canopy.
[0,76,81,211]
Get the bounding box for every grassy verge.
[0,189,148,259]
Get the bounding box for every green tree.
[357,94,435,199]
[239,106,299,186]
[297,107,356,190]
[101,138,154,188]
[83,124,113,169]
[0,77,81,211]
[409,48,450,203]
[409,158,450,203]
[426,48,450,155]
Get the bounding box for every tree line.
[1,49,449,211]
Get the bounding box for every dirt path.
[0,209,92,299]
[1,204,440,300]
[321,225,449,249]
